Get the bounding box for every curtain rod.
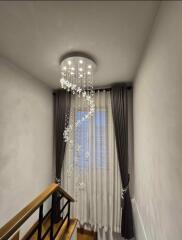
[53,84,132,94]
[94,82,133,91]
[94,86,132,91]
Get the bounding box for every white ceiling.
[0,1,160,89]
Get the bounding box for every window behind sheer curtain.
[75,110,106,169]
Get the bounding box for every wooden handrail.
[0,183,59,240]
[0,183,75,240]
[58,186,74,202]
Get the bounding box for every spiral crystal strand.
[60,56,96,145]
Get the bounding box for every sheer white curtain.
[62,90,122,239]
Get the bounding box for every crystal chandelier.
[60,55,96,147]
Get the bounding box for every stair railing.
[0,183,74,240]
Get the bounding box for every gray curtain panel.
[111,84,134,239]
[53,89,71,222]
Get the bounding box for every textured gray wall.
[134,2,182,240]
[0,58,54,228]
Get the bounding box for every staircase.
[0,183,77,240]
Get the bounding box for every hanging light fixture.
[60,55,96,146]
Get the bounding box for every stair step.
[63,219,78,240]
[55,218,78,240]
[22,218,78,240]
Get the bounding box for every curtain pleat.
[111,84,134,239]
[54,89,71,179]
[53,89,71,222]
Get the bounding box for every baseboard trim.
[132,199,147,240]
